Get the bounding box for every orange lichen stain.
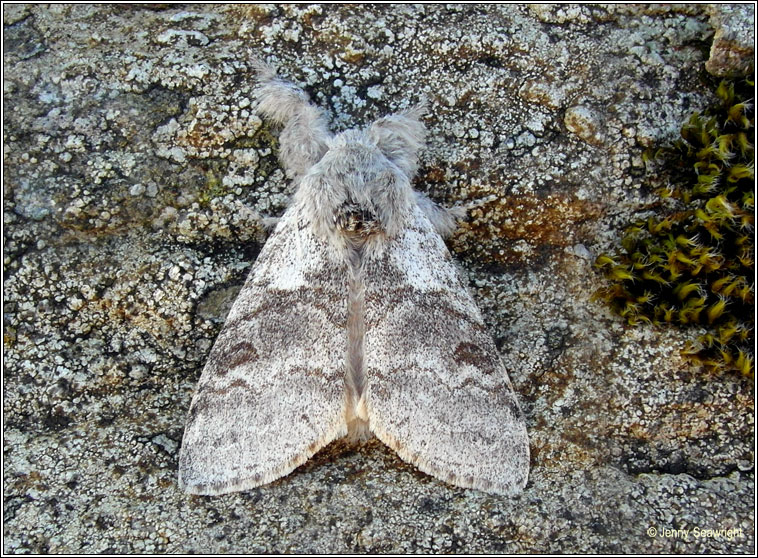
[528,433,600,473]
[450,185,602,264]
[226,4,277,23]
[97,294,179,342]
[157,476,174,489]
[627,423,651,440]
[422,167,447,185]
[177,119,231,151]
[341,49,365,65]
[13,470,43,491]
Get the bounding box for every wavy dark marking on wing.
[222,286,345,334]
[453,341,499,371]
[209,341,259,376]
[199,285,346,382]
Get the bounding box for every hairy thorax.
[337,204,378,440]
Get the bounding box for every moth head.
[298,103,426,243]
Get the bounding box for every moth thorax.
[334,200,381,239]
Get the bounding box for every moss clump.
[595,75,754,376]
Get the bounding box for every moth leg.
[259,215,281,230]
[253,60,332,181]
[412,191,467,238]
[414,191,505,238]
[234,204,279,232]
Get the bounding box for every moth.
[178,62,530,496]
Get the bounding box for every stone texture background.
[3,3,754,553]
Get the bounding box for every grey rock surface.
[3,4,754,553]
[705,3,756,76]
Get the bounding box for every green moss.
[247,126,281,178]
[197,169,229,207]
[595,75,754,376]
[231,126,279,152]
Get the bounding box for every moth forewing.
[178,202,350,495]
[362,205,530,495]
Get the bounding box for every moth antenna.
[253,62,332,181]
[405,95,429,120]
[368,98,428,179]
[250,57,278,82]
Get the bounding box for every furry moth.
[178,62,530,496]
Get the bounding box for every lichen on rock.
[3,4,754,554]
